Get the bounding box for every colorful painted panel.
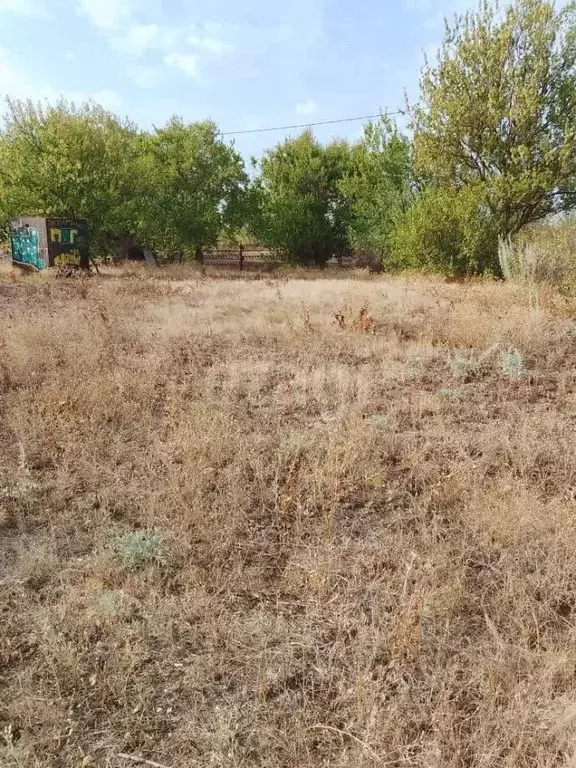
[10,226,45,270]
[46,218,89,268]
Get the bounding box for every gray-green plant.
[95,589,136,620]
[437,388,458,400]
[450,353,480,381]
[500,224,576,298]
[113,528,164,569]
[499,348,526,377]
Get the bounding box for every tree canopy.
[0,99,138,251]
[2,0,576,278]
[411,0,576,237]
[341,117,412,260]
[132,118,247,257]
[0,101,247,258]
[251,130,353,265]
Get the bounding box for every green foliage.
[412,0,576,240]
[369,414,390,428]
[4,1,576,284]
[133,117,248,256]
[450,352,481,381]
[252,130,353,265]
[341,116,413,259]
[499,348,526,377]
[389,185,499,275]
[0,98,138,254]
[0,100,248,259]
[113,528,164,569]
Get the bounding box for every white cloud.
[65,52,77,61]
[295,99,317,116]
[0,0,47,15]
[0,46,123,111]
[90,88,123,111]
[184,0,325,87]
[163,52,198,77]
[127,63,160,88]
[110,24,180,58]
[77,0,234,82]
[78,0,133,30]
[188,34,231,55]
[120,23,161,54]
[112,23,232,59]
[111,23,189,58]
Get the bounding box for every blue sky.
[0,0,473,158]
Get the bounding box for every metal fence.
[198,247,358,271]
[202,247,279,271]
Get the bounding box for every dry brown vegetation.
[3,264,576,768]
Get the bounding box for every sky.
[0,0,475,158]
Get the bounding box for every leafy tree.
[253,130,352,265]
[411,0,576,241]
[341,117,413,262]
[0,98,138,253]
[389,184,498,275]
[132,118,247,259]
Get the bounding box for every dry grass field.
[3,264,576,767]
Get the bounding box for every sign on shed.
[10,217,89,270]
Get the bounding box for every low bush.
[389,185,499,276]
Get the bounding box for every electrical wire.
[222,109,404,136]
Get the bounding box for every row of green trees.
[0,101,248,258]
[1,0,575,275]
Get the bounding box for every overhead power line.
[222,110,404,136]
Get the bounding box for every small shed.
[10,217,89,270]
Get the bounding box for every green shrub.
[499,348,526,378]
[113,528,164,569]
[389,185,499,276]
[450,353,480,381]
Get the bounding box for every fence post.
[239,243,244,271]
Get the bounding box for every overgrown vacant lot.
[3,267,576,768]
